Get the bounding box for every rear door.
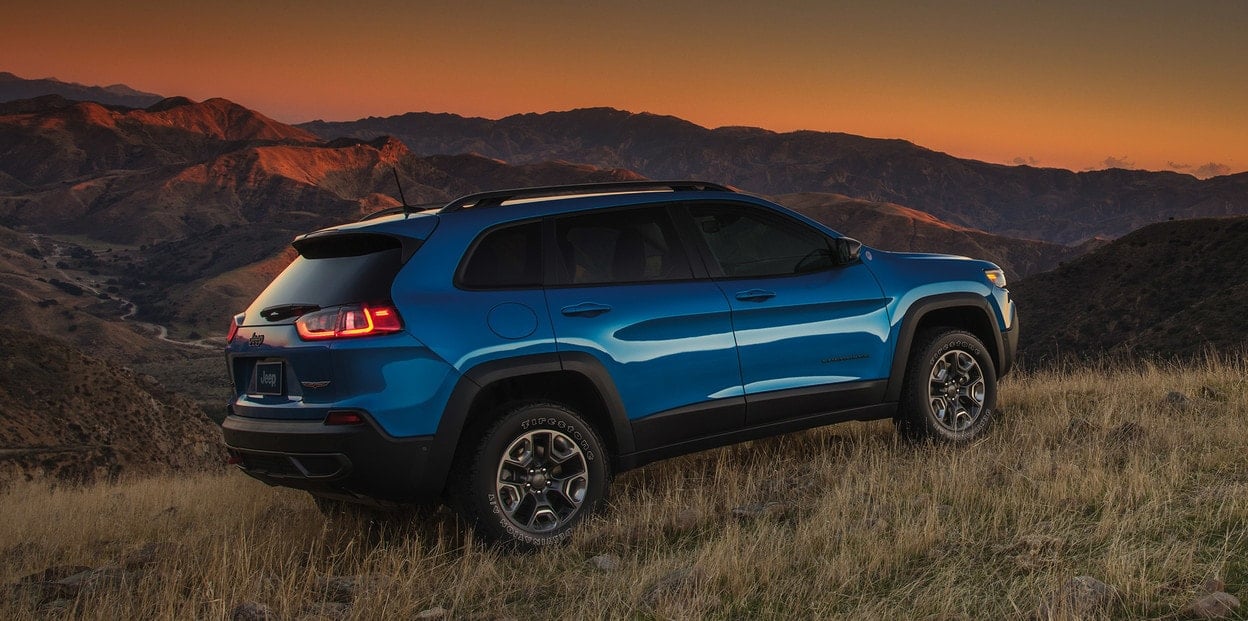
[683,202,892,425]
[543,204,744,449]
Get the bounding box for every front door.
[684,202,891,425]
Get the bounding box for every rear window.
[458,221,543,289]
[244,235,405,325]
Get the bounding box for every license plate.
[253,361,284,396]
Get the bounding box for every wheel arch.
[428,353,633,495]
[885,293,1005,402]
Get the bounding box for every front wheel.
[450,402,610,548]
[897,329,997,443]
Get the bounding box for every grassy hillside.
[2,360,1244,619]
[1013,216,1248,362]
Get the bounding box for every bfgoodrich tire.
[451,402,610,548]
[898,329,997,443]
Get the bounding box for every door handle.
[560,302,612,317]
[735,289,776,302]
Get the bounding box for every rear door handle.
[560,302,612,317]
[735,289,776,302]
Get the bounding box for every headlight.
[984,268,1007,288]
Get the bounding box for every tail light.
[226,313,242,342]
[295,304,403,341]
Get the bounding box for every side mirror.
[833,237,862,265]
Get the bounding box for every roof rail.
[437,180,734,213]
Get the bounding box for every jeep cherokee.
[222,180,1018,546]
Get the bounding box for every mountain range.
[301,108,1248,245]
[0,71,163,109]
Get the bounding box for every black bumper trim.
[221,412,442,503]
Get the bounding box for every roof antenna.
[393,167,413,217]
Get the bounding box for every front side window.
[688,204,835,278]
[555,206,693,285]
[459,221,543,289]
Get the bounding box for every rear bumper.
[221,408,443,503]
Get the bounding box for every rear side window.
[555,206,693,285]
[244,235,404,325]
[688,204,834,277]
[459,221,543,289]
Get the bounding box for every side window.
[555,206,693,285]
[459,221,542,289]
[688,204,835,278]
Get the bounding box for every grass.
[2,359,1246,619]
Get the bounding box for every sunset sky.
[4,0,1245,176]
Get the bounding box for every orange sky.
[3,0,1246,176]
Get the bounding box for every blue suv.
[222,180,1018,546]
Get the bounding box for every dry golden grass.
[2,359,1246,620]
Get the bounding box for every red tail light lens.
[226,314,241,342]
[296,304,403,341]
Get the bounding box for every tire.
[897,329,997,443]
[450,402,611,548]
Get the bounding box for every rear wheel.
[898,329,997,443]
[450,402,610,548]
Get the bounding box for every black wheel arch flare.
[884,293,1009,402]
[429,352,635,489]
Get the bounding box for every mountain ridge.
[300,107,1248,245]
[0,71,163,109]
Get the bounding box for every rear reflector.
[324,411,365,426]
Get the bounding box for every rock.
[639,567,702,608]
[121,541,178,568]
[415,606,448,619]
[1183,592,1240,619]
[315,576,359,603]
[1202,577,1226,593]
[587,554,620,572]
[230,601,278,621]
[40,598,74,614]
[1164,391,1191,410]
[1199,386,1228,401]
[313,575,387,603]
[1039,575,1115,617]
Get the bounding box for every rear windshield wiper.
[259,303,321,322]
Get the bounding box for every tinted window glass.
[246,244,403,325]
[555,206,693,285]
[460,221,543,289]
[688,204,834,278]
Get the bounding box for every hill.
[0,71,163,108]
[1,361,1244,617]
[776,193,1085,278]
[0,326,221,483]
[301,107,1248,244]
[1012,216,1248,361]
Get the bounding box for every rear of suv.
[222,180,1018,547]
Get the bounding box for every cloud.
[1167,161,1191,171]
[1193,162,1231,178]
[1012,156,1040,166]
[1101,155,1135,169]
